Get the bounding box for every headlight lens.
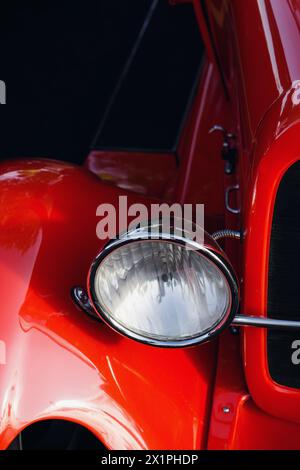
[88,227,239,347]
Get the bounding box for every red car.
[1,0,300,451]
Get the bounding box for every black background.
[0,0,202,163]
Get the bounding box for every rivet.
[222,406,231,414]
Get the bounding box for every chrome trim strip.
[233,315,300,330]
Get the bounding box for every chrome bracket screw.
[71,286,99,320]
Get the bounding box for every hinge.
[209,125,237,174]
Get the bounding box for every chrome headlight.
[88,224,239,347]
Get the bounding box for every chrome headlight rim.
[88,230,239,348]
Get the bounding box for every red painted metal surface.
[175,59,229,210]
[226,0,300,426]
[174,58,233,236]
[201,0,300,157]
[202,0,300,442]
[242,88,300,424]
[0,159,217,450]
[208,330,300,450]
[2,0,300,450]
[85,150,177,200]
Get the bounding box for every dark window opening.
[0,1,203,164]
[93,1,204,152]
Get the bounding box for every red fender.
[0,159,217,450]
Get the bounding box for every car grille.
[267,161,300,388]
